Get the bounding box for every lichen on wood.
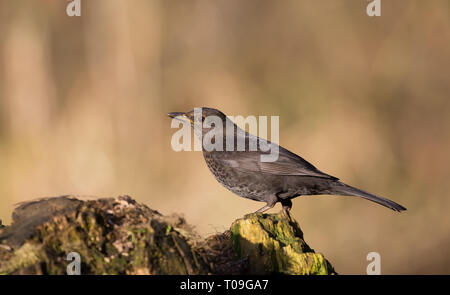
[230,211,335,275]
[0,195,335,275]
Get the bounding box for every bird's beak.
[168,112,192,123]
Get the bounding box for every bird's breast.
[202,151,286,202]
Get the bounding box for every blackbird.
[168,107,406,213]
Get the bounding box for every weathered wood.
[0,196,335,275]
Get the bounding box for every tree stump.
[0,196,336,275]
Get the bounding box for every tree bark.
[0,196,336,275]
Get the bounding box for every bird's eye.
[201,116,205,122]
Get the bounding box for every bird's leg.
[255,196,277,213]
[280,199,292,212]
[255,204,274,213]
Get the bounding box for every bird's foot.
[255,205,271,214]
[253,198,277,215]
[282,205,291,212]
[280,199,292,211]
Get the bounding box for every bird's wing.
[210,146,338,180]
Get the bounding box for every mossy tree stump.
[0,196,335,275]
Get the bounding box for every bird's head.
[168,107,229,136]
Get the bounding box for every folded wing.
[210,145,338,180]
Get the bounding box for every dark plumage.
[168,107,406,213]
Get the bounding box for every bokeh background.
[0,0,449,274]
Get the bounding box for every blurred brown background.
[0,0,449,274]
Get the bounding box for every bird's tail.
[331,182,406,212]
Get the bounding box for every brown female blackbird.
[168,107,406,213]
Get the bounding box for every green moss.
[230,211,335,275]
[0,196,335,275]
[231,222,241,255]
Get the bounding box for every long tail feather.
[331,182,407,212]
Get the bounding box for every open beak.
[168,112,192,123]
